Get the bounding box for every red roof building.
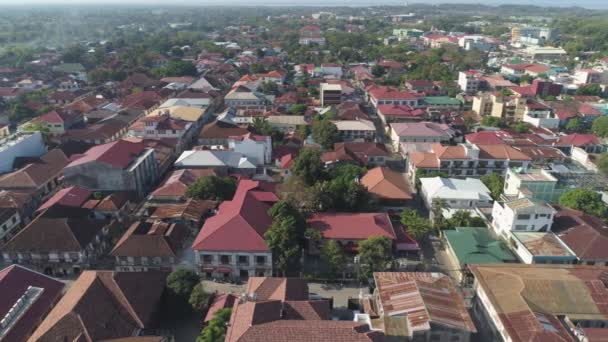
[36,186,92,213]
[307,212,396,253]
[192,180,279,278]
[553,206,608,264]
[0,265,64,342]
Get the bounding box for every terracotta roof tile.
[361,167,413,201]
[307,212,396,241]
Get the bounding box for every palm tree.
[431,198,448,231]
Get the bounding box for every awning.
[217,267,232,273]
[202,267,215,272]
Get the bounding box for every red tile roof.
[369,86,421,101]
[465,131,507,145]
[373,272,476,334]
[553,207,608,260]
[377,104,425,118]
[151,169,217,199]
[204,293,238,322]
[555,133,601,147]
[307,212,396,241]
[111,220,188,258]
[361,167,413,201]
[192,180,278,252]
[36,186,92,212]
[67,139,145,169]
[0,265,64,342]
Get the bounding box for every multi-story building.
[192,180,278,280]
[228,133,272,165]
[332,119,376,142]
[0,131,45,173]
[359,272,477,341]
[407,143,532,182]
[320,83,342,107]
[419,177,493,212]
[458,70,482,94]
[491,197,556,238]
[367,85,423,110]
[1,208,113,276]
[63,139,159,199]
[299,25,326,45]
[35,109,84,135]
[522,100,559,129]
[111,220,188,272]
[574,69,608,85]
[390,122,456,151]
[224,86,269,109]
[458,35,497,52]
[503,168,567,203]
[469,264,608,342]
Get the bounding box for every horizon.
[0,0,607,10]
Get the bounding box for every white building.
[419,177,493,211]
[0,132,46,173]
[320,64,343,78]
[332,119,376,142]
[228,134,272,165]
[458,35,497,52]
[573,69,608,85]
[522,101,559,129]
[458,71,482,94]
[491,197,555,238]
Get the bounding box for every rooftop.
[444,227,517,266]
[511,232,575,258]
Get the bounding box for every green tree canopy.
[259,81,279,95]
[597,153,608,175]
[576,84,603,96]
[400,208,433,239]
[444,209,486,230]
[358,236,393,278]
[189,283,211,313]
[481,173,505,200]
[264,215,301,276]
[311,119,339,149]
[321,240,347,279]
[291,148,325,185]
[185,176,237,201]
[480,116,502,127]
[166,268,200,315]
[592,117,608,138]
[559,189,607,218]
[159,59,197,77]
[287,104,307,115]
[196,308,232,342]
[565,117,585,133]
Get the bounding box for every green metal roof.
[444,227,517,267]
[423,96,462,105]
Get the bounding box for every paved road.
[202,280,368,308]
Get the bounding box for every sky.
[0,0,606,9]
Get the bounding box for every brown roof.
[95,192,130,212]
[0,149,69,189]
[553,207,608,260]
[111,220,188,258]
[361,167,412,201]
[151,169,217,199]
[477,144,532,161]
[409,152,439,168]
[200,119,249,140]
[245,277,309,301]
[283,300,331,320]
[469,264,608,342]
[149,199,216,222]
[373,272,476,334]
[29,271,167,342]
[2,210,108,253]
[322,142,388,165]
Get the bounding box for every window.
[238,255,249,265]
[517,214,531,220]
[256,256,266,265]
[11,216,16,223]
[515,225,527,231]
[220,255,231,265]
[202,255,213,264]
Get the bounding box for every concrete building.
[0,132,45,173]
[361,272,477,341]
[458,71,482,95]
[491,197,555,238]
[469,264,608,342]
[192,180,278,280]
[332,119,376,142]
[228,133,272,165]
[320,83,342,107]
[508,231,576,265]
[420,177,492,212]
[503,168,567,203]
[63,139,159,198]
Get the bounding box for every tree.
[358,236,392,278]
[321,240,347,279]
[480,116,502,127]
[311,119,339,149]
[291,148,325,185]
[592,117,608,138]
[259,81,278,95]
[196,308,232,342]
[166,268,200,315]
[565,117,584,133]
[430,198,448,230]
[21,121,51,143]
[371,64,385,78]
[287,104,307,115]
[481,173,504,200]
[185,176,237,201]
[576,84,602,96]
[559,189,607,218]
[598,153,608,175]
[62,44,86,63]
[512,121,529,133]
[400,209,433,240]
[161,59,197,77]
[519,74,534,85]
[445,210,486,229]
[296,124,310,141]
[264,215,301,276]
[189,283,210,313]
